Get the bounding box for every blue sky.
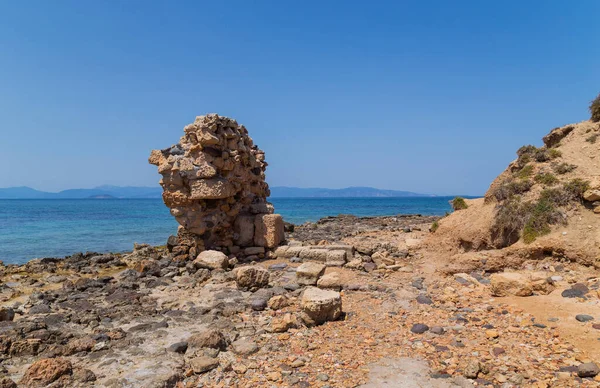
[1,1,599,195]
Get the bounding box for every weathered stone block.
[234,215,255,247]
[254,214,285,248]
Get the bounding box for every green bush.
[516,164,534,179]
[547,149,562,159]
[521,198,562,243]
[430,221,439,233]
[539,187,572,207]
[452,197,468,210]
[563,178,590,199]
[554,163,577,174]
[586,133,598,144]
[590,93,600,122]
[492,179,533,201]
[534,173,559,185]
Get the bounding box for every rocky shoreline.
[0,213,598,387]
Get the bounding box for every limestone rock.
[188,329,227,350]
[254,214,285,248]
[583,189,600,202]
[300,287,342,325]
[194,250,229,270]
[271,313,301,333]
[267,295,289,310]
[236,266,270,290]
[20,358,72,387]
[317,272,342,290]
[296,263,326,286]
[150,114,283,253]
[490,273,533,297]
[190,356,219,374]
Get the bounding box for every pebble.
[416,294,433,305]
[577,362,600,378]
[411,324,429,334]
[575,314,594,322]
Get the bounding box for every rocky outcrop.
[150,114,284,260]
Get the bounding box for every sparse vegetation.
[452,197,468,210]
[534,172,558,186]
[516,164,534,179]
[430,221,439,233]
[586,133,598,144]
[563,178,590,200]
[491,187,568,246]
[590,93,600,122]
[554,163,577,174]
[515,145,560,165]
[492,179,533,201]
[547,149,562,159]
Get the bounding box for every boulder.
[254,214,285,248]
[188,329,227,350]
[267,295,289,310]
[490,273,533,297]
[194,250,229,270]
[271,313,301,333]
[20,358,72,387]
[583,189,600,202]
[296,263,326,286]
[0,307,14,322]
[300,287,342,325]
[190,356,219,374]
[317,272,342,290]
[235,266,270,290]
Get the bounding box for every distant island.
[0,185,441,199]
[0,185,163,199]
[269,186,435,198]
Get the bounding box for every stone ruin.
[149,114,284,261]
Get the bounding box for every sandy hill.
[428,119,600,273]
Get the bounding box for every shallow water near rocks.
[0,197,456,264]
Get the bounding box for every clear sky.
[1,1,599,195]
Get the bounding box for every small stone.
[296,263,326,286]
[188,329,227,350]
[431,326,445,335]
[267,295,289,310]
[251,297,268,311]
[190,356,219,374]
[20,358,72,387]
[0,308,15,322]
[577,362,600,378]
[316,373,329,381]
[167,342,188,354]
[464,360,480,379]
[194,250,229,270]
[485,329,499,339]
[576,314,594,322]
[231,338,259,355]
[411,324,429,334]
[235,266,270,290]
[300,287,342,326]
[562,288,586,298]
[416,294,433,305]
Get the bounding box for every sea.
[0,197,457,264]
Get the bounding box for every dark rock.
[410,324,429,334]
[576,314,594,322]
[562,288,586,298]
[416,294,432,305]
[363,262,376,272]
[577,362,600,378]
[167,342,188,354]
[29,304,51,315]
[0,308,15,322]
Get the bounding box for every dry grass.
[451,197,468,211]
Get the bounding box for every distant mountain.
[269,186,434,198]
[0,186,163,199]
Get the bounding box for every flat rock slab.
[359,358,464,387]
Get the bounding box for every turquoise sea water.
[0,197,456,264]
